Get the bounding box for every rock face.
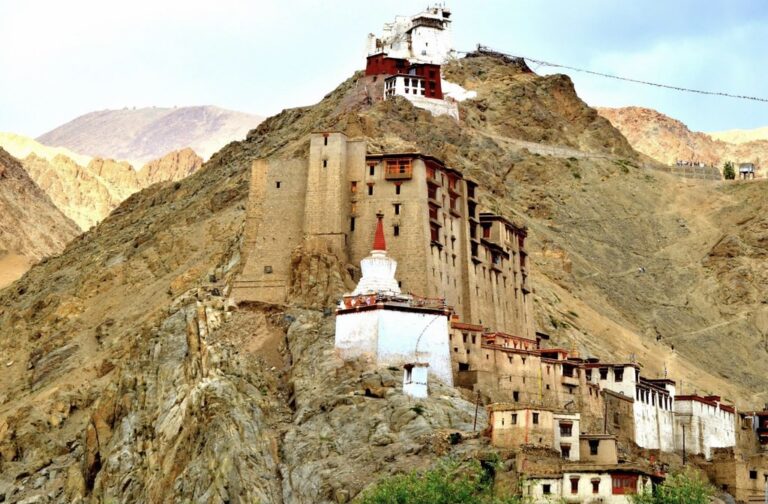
[0,148,79,287]
[597,106,768,170]
[4,55,768,502]
[709,126,768,145]
[37,106,264,165]
[19,149,203,231]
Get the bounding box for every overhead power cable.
[461,45,768,104]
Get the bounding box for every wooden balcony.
[385,160,413,180]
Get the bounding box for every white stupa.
[350,213,402,297]
[334,214,454,387]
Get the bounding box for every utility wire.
[461,45,768,104]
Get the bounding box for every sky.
[1,0,767,137]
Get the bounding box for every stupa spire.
[372,212,386,251]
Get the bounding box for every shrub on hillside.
[630,469,714,504]
[354,459,526,504]
[723,161,736,180]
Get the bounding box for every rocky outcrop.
[20,149,204,231]
[598,106,768,170]
[0,148,79,286]
[138,148,203,187]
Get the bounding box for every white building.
[383,75,459,120]
[589,364,676,451]
[366,5,454,65]
[674,395,736,459]
[334,214,454,386]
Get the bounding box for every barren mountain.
[0,132,92,166]
[0,148,79,288]
[597,106,768,171]
[710,126,768,144]
[18,149,203,231]
[37,106,263,165]
[3,55,768,503]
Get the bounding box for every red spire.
[372,212,386,251]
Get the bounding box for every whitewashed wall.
[560,472,651,504]
[335,308,453,385]
[674,400,736,459]
[633,398,675,451]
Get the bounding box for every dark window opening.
[350,181,357,193]
[570,477,579,494]
[395,184,401,195]
[350,217,355,232]
[560,423,573,437]
[324,136,328,146]
[561,445,571,459]
[369,165,375,176]
[368,184,374,196]
[615,368,624,382]
[458,362,469,371]
[393,225,400,236]
[750,470,758,480]
[589,439,599,455]
[511,413,517,424]
[532,412,539,424]
[394,203,401,215]
[275,181,281,188]
[599,368,609,380]
[323,159,328,168]
[513,391,519,402]
[542,484,551,495]
[592,480,600,494]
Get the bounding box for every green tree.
[354,458,527,504]
[723,161,736,180]
[631,468,714,504]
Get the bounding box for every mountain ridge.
[37,105,263,165]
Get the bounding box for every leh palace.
[228,6,768,504]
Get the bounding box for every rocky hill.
[16,148,202,231]
[0,149,79,288]
[597,106,768,171]
[710,125,768,144]
[2,55,768,502]
[37,106,264,165]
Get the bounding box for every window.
[611,475,638,495]
[275,181,281,188]
[482,225,491,238]
[369,165,375,176]
[561,444,571,459]
[395,184,401,195]
[393,225,400,237]
[750,470,758,480]
[264,265,273,274]
[350,181,358,193]
[560,422,573,437]
[615,368,624,382]
[323,159,328,168]
[394,203,401,215]
[350,217,355,232]
[599,368,609,380]
[592,480,600,494]
[542,484,551,495]
[471,335,476,344]
[532,412,539,424]
[586,369,592,381]
[458,362,469,371]
[367,184,374,196]
[589,440,599,456]
[324,136,328,146]
[570,477,579,494]
[511,414,517,425]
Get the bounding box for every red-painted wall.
[411,64,443,99]
[365,54,408,76]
